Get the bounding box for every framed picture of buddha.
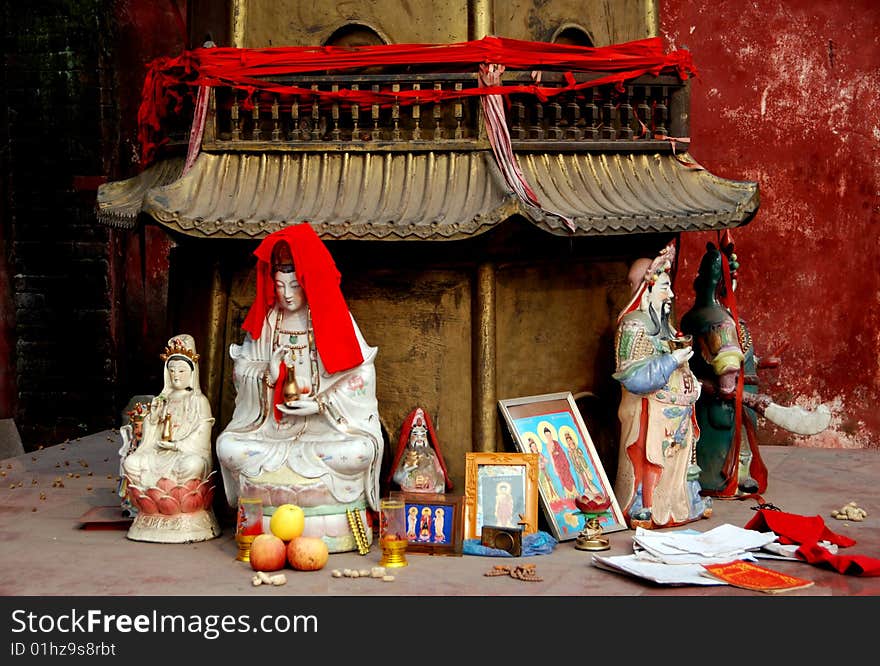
[463,452,539,540]
[390,491,463,556]
[498,391,627,541]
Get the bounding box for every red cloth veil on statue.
[386,407,453,492]
[241,223,364,421]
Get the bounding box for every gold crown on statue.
[160,336,200,363]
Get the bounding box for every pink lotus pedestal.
[126,474,221,543]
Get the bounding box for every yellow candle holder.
[379,536,408,568]
[378,498,408,568]
[235,497,264,562]
[236,534,257,562]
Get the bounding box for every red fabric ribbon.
[478,63,576,232]
[745,509,880,576]
[241,222,364,375]
[136,36,697,165]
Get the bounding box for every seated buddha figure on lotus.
[216,223,384,553]
[122,333,220,543]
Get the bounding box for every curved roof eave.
[96,150,758,240]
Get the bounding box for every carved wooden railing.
[194,70,689,153]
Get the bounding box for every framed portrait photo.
[389,492,463,556]
[464,452,539,540]
[498,392,627,541]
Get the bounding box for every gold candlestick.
[379,536,408,568]
[236,534,256,562]
[378,498,408,567]
[235,497,264,562]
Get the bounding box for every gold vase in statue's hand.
[160,412,173,441]
[282,368,300,405]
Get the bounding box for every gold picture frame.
[464,452,539,540]
[498,391,627,541]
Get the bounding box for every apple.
[249,533,287,572]
[269,504,305,541]
[287,536,329,571]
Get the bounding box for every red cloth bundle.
[745,508,880,577]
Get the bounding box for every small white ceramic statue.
[387,407,451,494]
[121,334,221,543]
[216,223,384,553]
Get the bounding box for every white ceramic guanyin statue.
[216,223,384,553]
[122,334,220,543]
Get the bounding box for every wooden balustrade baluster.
[231,92,241,142]
[565,95,582,140]
[601,95,616,140]
[411,83,421,141]
[391,83,401,141]
[433,83,443,140]
[546,99,563,140]
[371,84,381,141]
[637,87,651,139]
[351,84,360,141]
[584,90,599,140]
[510,99,526,140]
[528,101,544,140]
[653,86,668,138]
[311,85,322,140]
[290,98,300,141]
[271,95,281,141]
[331,84,341,141]
[618,87,634,140]
[454,83,463,139]
[251,96,262,141]
[204,88,216,142]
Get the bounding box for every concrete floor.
[0,429,877,597]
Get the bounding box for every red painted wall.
[660,1,880,449]
[111,0,189,178]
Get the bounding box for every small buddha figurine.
[122,334,220,543]
[387,407,452,494]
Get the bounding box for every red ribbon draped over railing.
[137,35,697,166]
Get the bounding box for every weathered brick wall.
[3,1,118,448]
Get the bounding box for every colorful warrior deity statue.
[612,241,712,529]
[680,235,831,499]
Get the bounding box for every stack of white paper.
[592,554,728,586]
[592,523,780,586]
[633,524,778,564]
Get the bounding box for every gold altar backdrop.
[169,228,654,494]
[98,1,758,493]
